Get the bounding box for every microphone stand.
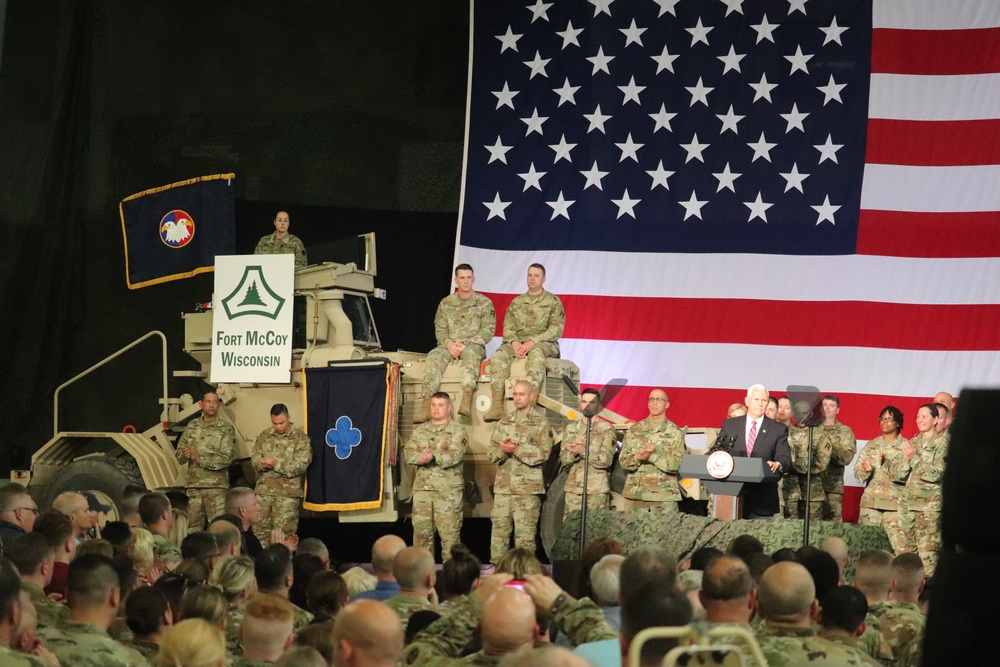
[578,412,593,559]
[803,425,815,546]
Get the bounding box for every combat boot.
[483,383,506,422]
[413,396,431,423]
[458,388,474,417]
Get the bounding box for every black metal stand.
[804,425,815,547]
[578,415,593,558]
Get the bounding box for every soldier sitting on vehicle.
[254,210,307,268]
[484,264,565,422]
[417,264,495,422]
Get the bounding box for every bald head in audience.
[371,535,406,581]
[496,645,593,667]
[393,546,436,597]
[820,537,850,580]
[207,519,242,557]
[757,562,817,627]
[480,587,539,656]
[332,600,404,667]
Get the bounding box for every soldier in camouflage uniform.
[790,423,826,521]
[384,547,438,632]
[817,395,858,521]
[484,264,565,422]
[251,403,313,542]
[418,264,496,421]
[404,393,469,559]
[253,210,307,267]
[619,389,686,512]
[402,573,616,667]
[175,391,237,530]
[868,553,926,667]
[0,579,54,667]
[39,554,152,667]
[892,404,948,573]
[4,533,69,631]
[854,406,909,554]
[138,493,182,566]
[560,388,617,519]
[754,562,872,667]
[487,380,553,561]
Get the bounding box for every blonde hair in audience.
[726,403,747,419]
[209,555,257,603]
[495,548,542,579]
[131,527,155,572]
[181,584,229,628]
[168,508,189,548]
[340,566,377,597]
[157,617,226,667]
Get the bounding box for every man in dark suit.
[719,384,792,518]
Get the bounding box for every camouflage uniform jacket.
[818,628,882,666]
[895,433,948,512]
[403,591,614,667]
[853,435,909,511]
[175,417,237,488]
[501,290,565,348]
[818,421,858,493]
[252,424,313,497]
[404,420,468,492]
[0,644,48,667]
[254,231,307,267]
[560,417,616,495]
[122,637,160,662]
[385,592,437,631]
[487,409,553,495]
[755,625,872,666]
[434,292,496,349]
[790,426,828,501]
[22,579,69,629]
[149,528,182,563]
[619,417,685,502]
[292,601,314,632]
[40,620,152,667]
[226,602,245,656]
[860,611,895,666]
[868,601,924,667]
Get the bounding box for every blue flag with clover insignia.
[303,362,394,511]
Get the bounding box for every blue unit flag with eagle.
[303,362,395,511]
[119,173,236,288]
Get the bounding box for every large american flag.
[454,0,1000,442]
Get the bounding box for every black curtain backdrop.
[0,1,467,472]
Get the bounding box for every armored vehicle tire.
[40,456,144,521]
[540,468,567,559]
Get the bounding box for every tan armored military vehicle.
[19,233,709,554]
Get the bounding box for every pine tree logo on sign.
[220,266,286,320]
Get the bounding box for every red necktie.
[747,419,757,456]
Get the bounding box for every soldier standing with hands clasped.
[252,403,313,544]
[175,390,237,530]
[487,380,553,561]
[404,392,469,560]
[619,389,686,512]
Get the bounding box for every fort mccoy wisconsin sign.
[211,255,294,383]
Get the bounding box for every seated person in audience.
[305,571,348,623]
[868,553,925,667]
[123,586,172,661]
[255,545,314,631]
[181,585,228,630]
[332,600,404,667]
[384,546,438,632]
[352,535,406,602]
[158,617,226,667]
[239,594,296,665]
[818,586,879,665]
[573,538,625,600]
[436,543,481,608]
[754,562,871,666]
[495,547,543,580]
[210,554,257,656]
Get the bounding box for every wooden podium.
[679,454,781,520]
